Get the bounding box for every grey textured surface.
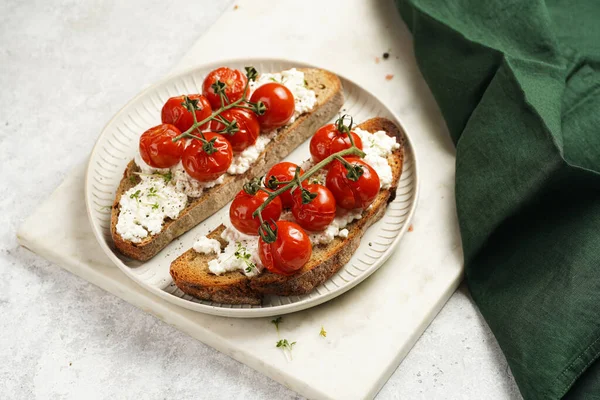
[1,0,521,398]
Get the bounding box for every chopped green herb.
[304,79,308,88]
[234,242,256,272]
[154,170,172,183]
[271,316,282,331]
[129,175,137,184]
[130,190,141,199]
[152,203,159,210]
[320,326,327,337]
[269,77,278,82]
[276,339,296,349]
[148,187,158,197]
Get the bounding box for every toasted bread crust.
[111,68,344,261]
[169,117,406,304]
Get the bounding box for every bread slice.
[111,68,344,261]
[169,117,405,305]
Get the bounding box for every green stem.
[173,97,244,142]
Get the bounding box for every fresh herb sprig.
[270,317,297,361]
[234,242,256,273]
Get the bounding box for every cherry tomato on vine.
[309,123,363,163]
[264,162,306,208]
[250,83,295,130]
[202,67,248,109]
[161,94,212,133]
[291,184,337,231]
[209,108,260,152]
[182,133,233,182]
[139,124,184,168]
[230,189,282,235]
[326,157,380,210]
[258,221,312,275]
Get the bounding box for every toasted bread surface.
[111,68,344,261]
[169,117,406,304]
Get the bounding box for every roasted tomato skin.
[182,133,233,182]
[291,184,337,231]
[161,94,212,132]
[209,108,260,152]
[264,162,306,208]
[309,123,363,164]
[202,67,248,109]
[250,83,295,130]
[326,157,380,210]
[139,123,184,168]
[230,190,282,235]
[258,221,312,275]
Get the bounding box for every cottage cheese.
[115,176,187,243]
[308,208,363,245]
[227,135,272,175]
[250,68,317,124]
[354,128,400,189]
[192,236,221,255]
[196,225,263,277]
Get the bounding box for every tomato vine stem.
[171,66,264,143]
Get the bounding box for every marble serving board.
[17,0,463,398]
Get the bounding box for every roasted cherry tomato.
[139,123,184,168]
[182,133,233,182]
[161,94,212,133]
[230,189,282,235]
[309,123,363,163]
[258,221,312,275]
[250,83,295,130]
[264,162,306,208]
[208,108,260,152]
[291,184,337,231]
[326,157,380,210]
[202,67,248,109]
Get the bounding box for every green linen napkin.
[395,0,600,398]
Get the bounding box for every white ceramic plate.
[85,58,419,318]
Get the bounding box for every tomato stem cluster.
[254,115,366,243]
[171,66,265,147]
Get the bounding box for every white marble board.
[17,0,464,398]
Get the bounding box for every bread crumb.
[408,224,414,232]
[385,74,394,81]
[375,57,380,64]
[233,4,239,9]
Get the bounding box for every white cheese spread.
[354,128,400,189]
[201,225,263,277]
[115,175,187,243]
[250,68,317,124]
[192,236,221,255]
[308,208,363,245]
[227,135,271,175]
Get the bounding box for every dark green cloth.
[395,0,600,398]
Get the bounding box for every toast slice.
[169,117,405,305]
[111,68,344,261]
